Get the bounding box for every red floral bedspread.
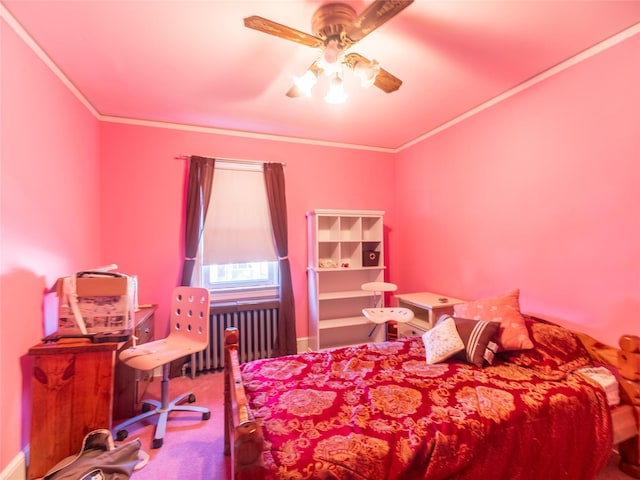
[240,319,613,479]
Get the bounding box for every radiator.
[189,306,279,375]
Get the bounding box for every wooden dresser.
[28,306,156,480]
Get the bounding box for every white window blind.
[201,163,276,265]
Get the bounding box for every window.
[202,261,278,290]
[195,162,278,301]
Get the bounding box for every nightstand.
[395,292,464,337]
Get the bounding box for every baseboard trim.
[1,449,27,480]
[297,336,309,354]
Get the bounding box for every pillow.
[422,316,465,364]
[453,289,533,351]
[437,315,500,367]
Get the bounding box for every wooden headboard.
[224,327,265,479]
[617,335,640,478]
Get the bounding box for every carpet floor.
[116,371,634,480]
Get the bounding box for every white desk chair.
[113,286,211,448]
[361,282,414,338]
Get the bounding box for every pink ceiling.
[2,1,640,150]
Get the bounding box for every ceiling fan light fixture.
[318,39,344,76]
[354,59,380,88]
[245,1,413,102]
[324,73,348,104]
[292,69,318,97]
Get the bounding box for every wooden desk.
[28,306,155,480]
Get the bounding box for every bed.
[224,313,640,479]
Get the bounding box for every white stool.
[361,282,414,339]
[362,307,414,324]
[361,281,398,307]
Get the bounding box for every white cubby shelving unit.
[307,209,387,351]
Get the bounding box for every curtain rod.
[175,155,284,166]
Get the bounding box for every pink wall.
[395,34,640,346]
[1,19,102,472]
[98,124,396,339]
[2,16,395,468]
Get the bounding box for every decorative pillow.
[437,315,500,367]
[498,315,592,380]
[422,316,465,365]
[453,289,533,351]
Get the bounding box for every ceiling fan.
[244,1,414,102]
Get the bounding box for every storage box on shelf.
[307,209,387,351]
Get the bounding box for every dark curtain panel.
[264,162,297,356]
[180,156,215,286]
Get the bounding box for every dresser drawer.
[397,319,430,338]
[135,313,154,344]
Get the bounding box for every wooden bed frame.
[224,327,640,479]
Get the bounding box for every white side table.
[395,292,465,337]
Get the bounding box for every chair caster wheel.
[142,403,151,413]
[152,438,163,449]
[116,430,128,441]
[203,411,211,421]
[188,393,196,403]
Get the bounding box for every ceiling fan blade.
[344,53,402,93]
[285,86,303,98]
[244,16,324,48]
[374,67,403,93]
[346,0,414,43]
[286,61,324,98]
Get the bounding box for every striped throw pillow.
[438,315,500,367]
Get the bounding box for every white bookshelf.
[307,209,386,351]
